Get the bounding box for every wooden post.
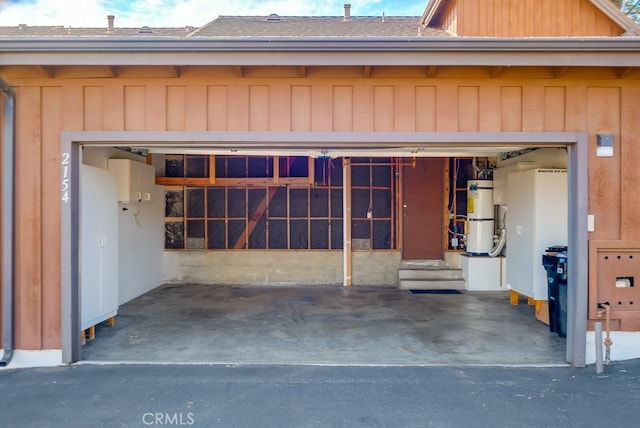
[343,158,352,286]
[209,155,216,184]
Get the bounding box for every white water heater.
[466,180,494,255]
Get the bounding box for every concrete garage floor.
[82,284,567,366]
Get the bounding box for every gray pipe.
[595,322,604,374]
[0,76,15,367]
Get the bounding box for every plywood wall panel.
[436,85,458,132]
[102,83,124,131]
[479,85,501,132]
[145,84,167,131]
[458,86,479,132]
[14,86,43,349]
[124,86,145,131]
[619,87,640,239]
[333,86,353,132]
[565,86,588,132]
[185,85,207,131]
[374,86,394,132]
[249,85,269,131]
[41,86,62,348]
[587,87,621,241]
[522,86,544,132]
[500,86,522,131]
[394,85,416,132]
[167,86,186,131]
[544,87,566,132]
[353,85,373,132]
[311,84,332,132]
[269,84,291,131]
[415,86,436,132]
[61,85,83,131]
[291,85,311,131]
[207,86,229,131]
[227,85,249,131]
[83,86,103,131]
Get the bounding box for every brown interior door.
[402,157,444,260]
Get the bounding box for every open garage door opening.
[61,131,587,366]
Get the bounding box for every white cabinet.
[80,165,119,330]
[506,169,567,300]
[107,158,155,203]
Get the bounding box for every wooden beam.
[233,187,278,249]
[554,66,570,78]
[156,176,312,187]
[299,66,307,78]
[38,65,55,78]
[343,158,352,286]
[273,156,280,184]
[209,155,216,184]
[168,66,180,77]
[364,65,372,78]
[490,66,505,78]
[618,67,634,79]
[234,66,244,77]
[427,66,437,78]
[308,157,315,185]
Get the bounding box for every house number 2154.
[61,152,70,203]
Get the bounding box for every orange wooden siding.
[3,71,639,347]
[438,0,625,37]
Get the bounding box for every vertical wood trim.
[209,155,216,184]
[291,85,312,131]
[41,86,62,348]
[83,86,103,130]
[343,158,352,286]
[15,86,43,349]
[185,85,207,131]
[166,85,186,131]
[621,87,640,239]
[207,85,229,131]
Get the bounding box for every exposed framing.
[61,130,588,366]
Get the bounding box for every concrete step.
[398,278,467,290]
[398,268,464,281]
[399,260,448,269]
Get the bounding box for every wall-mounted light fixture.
[596,134,614,157]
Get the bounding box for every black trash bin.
[542,246,568,338]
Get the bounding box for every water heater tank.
[466,180,494,255]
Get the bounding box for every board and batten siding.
[3,72,640,348]
[437,0,624,37]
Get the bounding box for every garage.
[65,132,578,366]
[4,0,640,369]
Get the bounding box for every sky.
[0,0,428,28]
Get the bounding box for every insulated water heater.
[466,180,494,255]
